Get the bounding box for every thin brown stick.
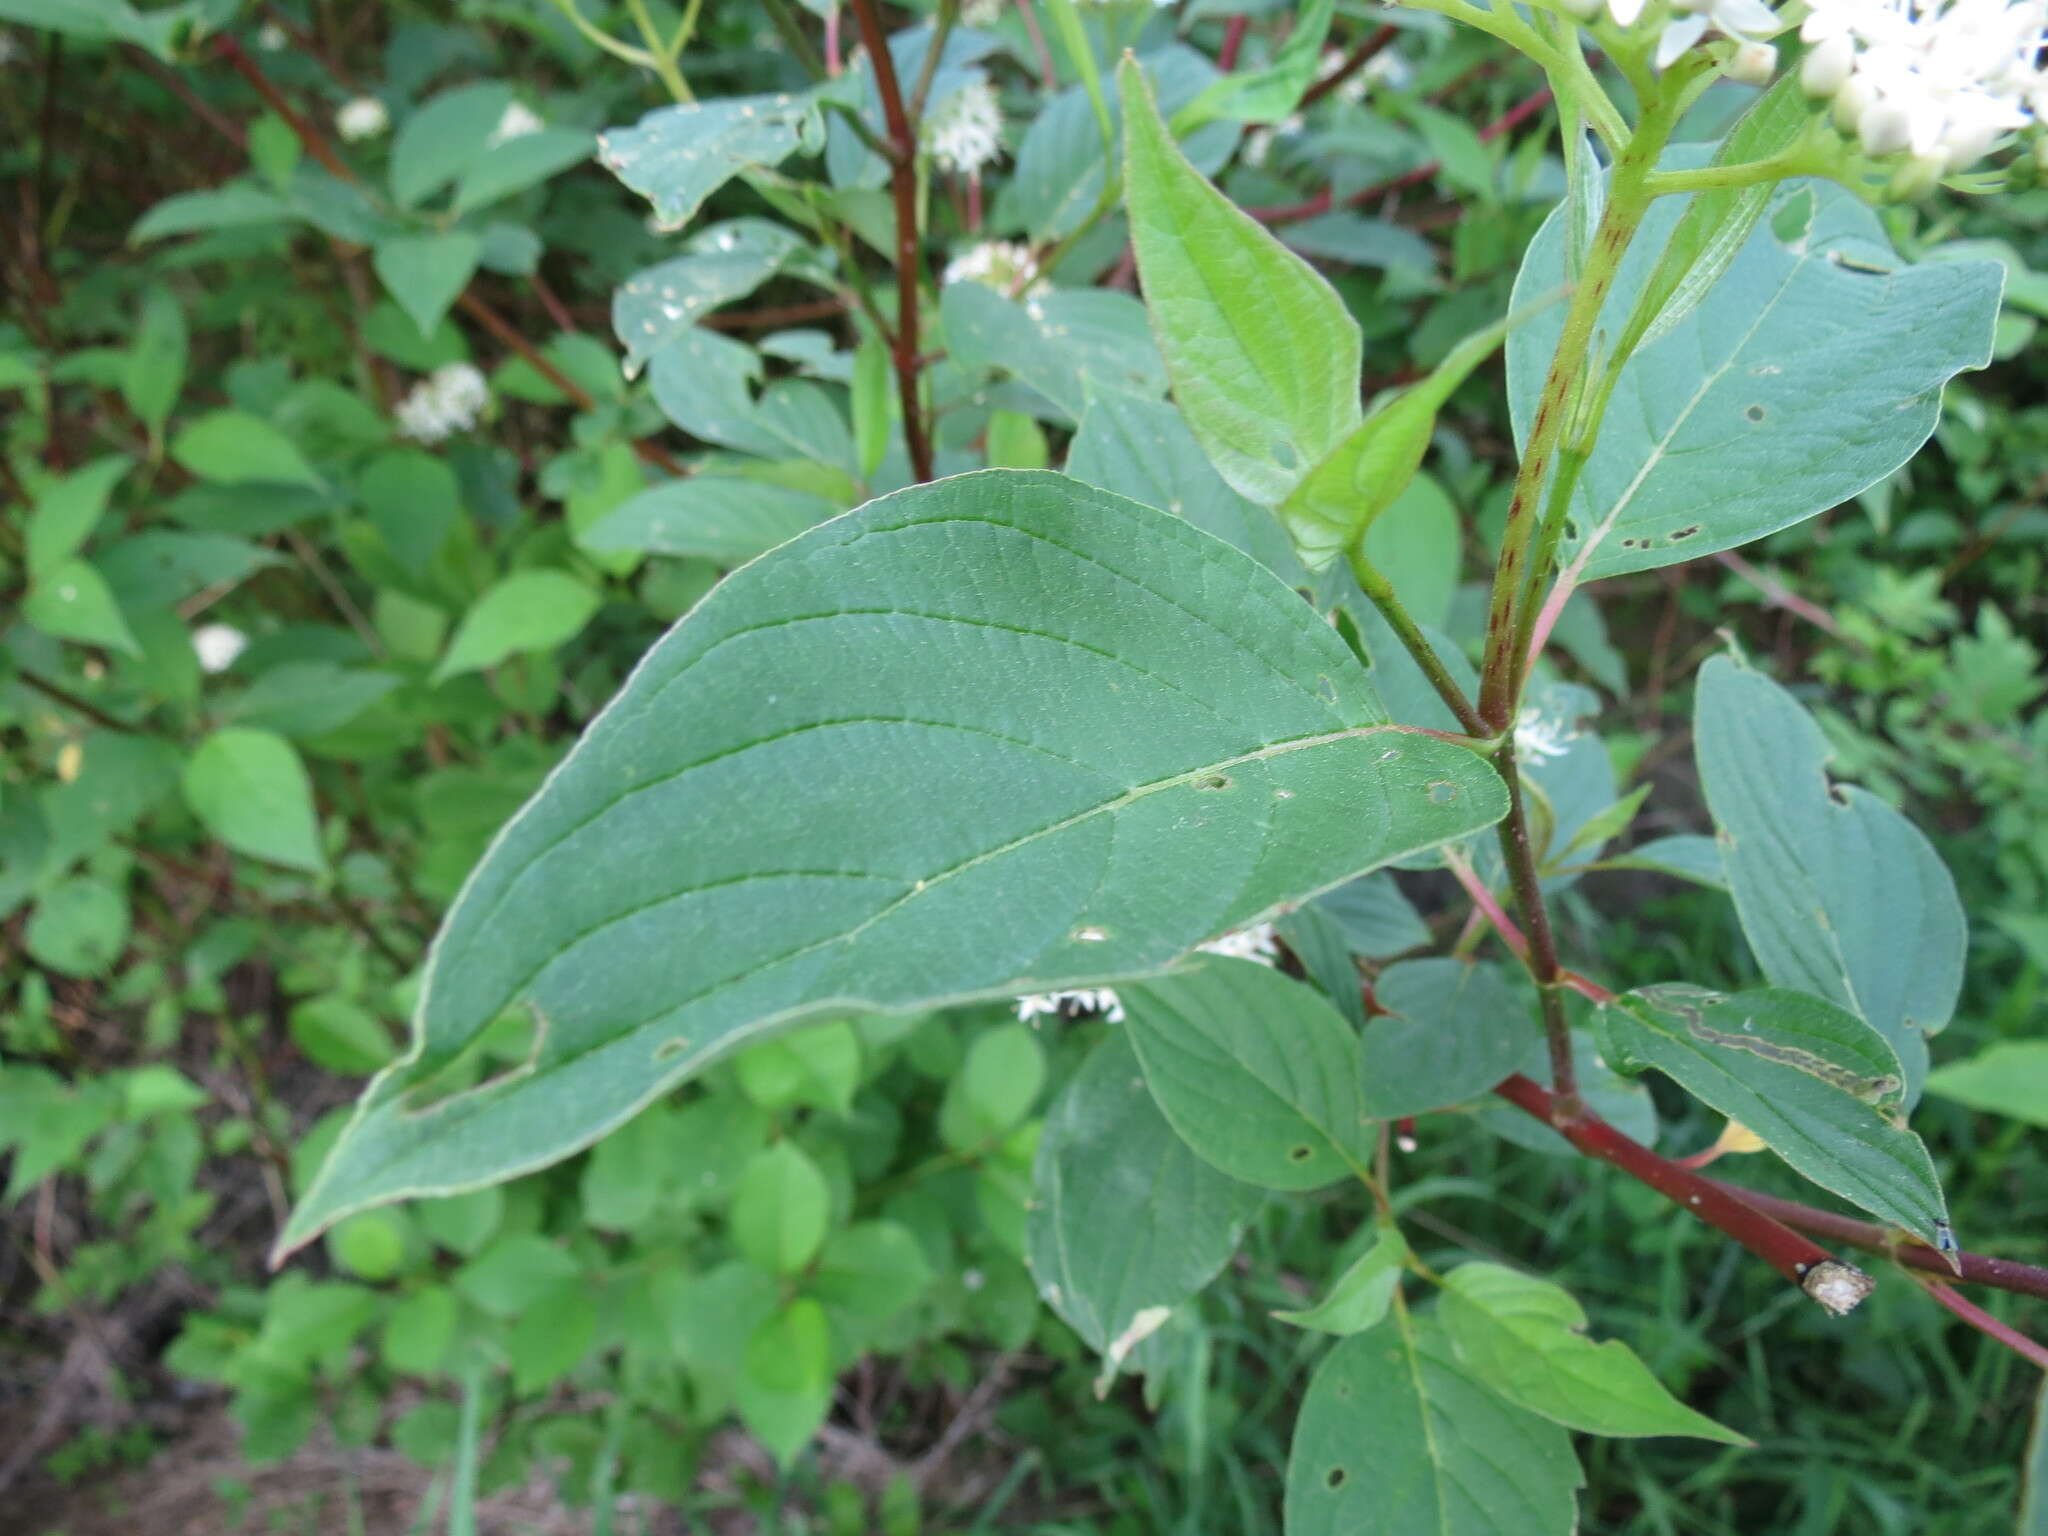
[1299,24,1399,110]
[1496,1074,1875,1313]
[847,0,935,482]
[13,668,141,734]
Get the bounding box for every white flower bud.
[1801,34,1855,97]
[1887,150,1948,197]
[1858,98,1914,156]
[1728,41,1778,84]
[335,96,389,142]
[1832,74,1879,134]
[192,624,249,674]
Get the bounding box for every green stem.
[544,0,660,71]
[909,0,959,122]
[1490,745,1580,1105]
[1347,548,1489,740]
[1473,88,1680,730]
[626,0,692,100]
[1644,147,1823,196]
[1044,0,1114,161]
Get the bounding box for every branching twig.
[1299,24,1399,110]
[1495,1074,1876,1314]
[1916,1277,2048,1369]
[847,0,935,481]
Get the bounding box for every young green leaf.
[1925,1041,2048,1128]
[432,570,600,684]
[1696,652,1965,1092]
[729,1141,831,1275]
[23,558,140,657]
[735,1297,834,1467]
[1028,1033,1260,1390]
[276,471,1504,1255]
[1171,0,1335,133]
[938,1022,1046,1153]
[373,231,483,338]
[1602,985,1948,1245]
[1286,1316,1582,1536]
[182,727,328,874]
[1281,310,1516,571]
[171,410,323,489]
[1123,956,1373,1190]
[121,287,187,439]
[390,82,514,207]
[1440,1263,1749,1444]
[1273,1222,1407,1335]
[1120,56,1362,508]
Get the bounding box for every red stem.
[1218,16,1250,72]
[1706,1180,2048,1303]
[847,0,935,482]
[1917,1278,2048,1370]
[1495,1074,1874,1313]
[1298,24,1398,110]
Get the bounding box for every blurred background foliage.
[0,0,2044,1531]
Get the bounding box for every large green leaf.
[1440,1263,1747,1444]
[1120,57,1362,508]
[1600,985,1947,1245]
[939,284,1166,421]
[182,728,328,875]
[1695,653,1965,1091]
[1507,173,2000,583]
[1285,1316,1582,1536]
[1027,1032,1260,1386]
[278,471,1504,1253]
[373,232,482,338]
[390,83,514,208]
[1358,958,1537,1118]
[1124,956,1373,1190]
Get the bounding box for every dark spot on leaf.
[1427,781,1458,805]
[1745,404,1765,423]
[1196,774,1233,791]
[1670,524,1701,541]
[1326,1467,1348,1490]
[1288,1145,1313,1162]
[1316,675,1339,704]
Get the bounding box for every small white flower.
[1727,39,1779,83]
[192,623,248,674]
[961,0,1004,23]
[395,362,488,443]
[1015,987,1125,1023]
[256,21,288,50]
[941,239,1047,295]
[1197,922,1282,965]
[1514,705,1576,764]
[335,96,390,142]
[488,101,546,146]
[925,76,1004,175]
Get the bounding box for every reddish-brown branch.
[1218,16,1251,72]
[1248,85,1554,224]
[847,0,935,482]
[1916,1278,2048,1369]
[1495,1074,1874,1313]
[1705,1180,2048,1303]
[213,35,353,179]
[1299,24,1399,110]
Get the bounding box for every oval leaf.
[278,470,1505,1254]
[182,727,327,874]
[1124,955,1373,1190]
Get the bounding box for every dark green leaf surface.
[1696,653,1965,1091]
[1027,1032,1259,1384]
[1603,985,1947,1244]
[280,470,1504,1252]
[1124,956,1372,1190]
[1358,958,1536,1118]
[1286,1316,1581,1536]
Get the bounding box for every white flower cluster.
[191,623,248,674]
[1011,923,1286,1026]
[1800,0,2046,173]
[395,362,488,443]
[925,77,1004,175]
[941,239,1048,295]
[335,96,390,142]
[489,101,546,146]
[1560,0,1782,74]
[1513,705,1578,764]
